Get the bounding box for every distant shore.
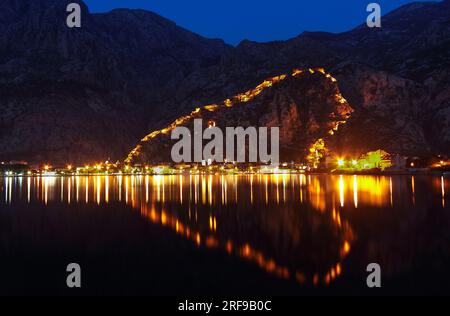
[1,170,449,178]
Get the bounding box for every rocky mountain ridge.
[127,68,353,164]
[0,0,449,164]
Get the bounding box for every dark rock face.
[329,63,431,156]
[0,0,231,164]
[0,0,449,164]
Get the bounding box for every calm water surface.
[0,174,449,295]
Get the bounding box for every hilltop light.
[67,165,72,171]
[352,160,358,166]
[338,159,345,167]
[44,165,50,171]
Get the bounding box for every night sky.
[84,0,438,45]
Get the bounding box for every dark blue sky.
[84,0,437,45]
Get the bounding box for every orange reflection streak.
[234,176,238,204]
[442,177,446,208]
[125,176,129,204]
[105,176,109,204]
[36,176,40,201]
[202,177,207,204]
[265,176,269,205]
[27,177,31,203]
[390,177,393,207]
[76,176,79,202]
[208,175,213,205]
[131,176,136,208]
[339,175,345,208]
[179,175,183,204]
[194,175,199,204]
[412,176,416,206]
[343,241,351,255]
[308,176,325,212]
[342,176,391,207]
[162,176,166,203]
[44,177,48,205]
[118,175,122,202]
[221,175,225,205]
[9,177,12,203]
[96,176,101,205]
[209,215,217,232]
[38,178,42,202]
[61,178,64,202]
[275,174,280,204]
[68,178,71,205]
[145,175,149,203]
[299,174,305,203]
[85,177,89,204]
[250,175,254,204]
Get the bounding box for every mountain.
[174,0,450,158]
[0,0,231,164]
[126,69,352,164]
[0,0,449,164]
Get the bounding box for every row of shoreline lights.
[8,156,449,175]
[37,164,288,174]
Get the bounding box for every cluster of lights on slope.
[126,68,345,164]
[306,84,353,168]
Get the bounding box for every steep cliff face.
[127,69,353,164]
[327,60,450,156]
[0,0,449,164]
[328,63,431,156]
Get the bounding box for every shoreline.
[0,170,448,178]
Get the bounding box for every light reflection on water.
[0,174,448,287]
